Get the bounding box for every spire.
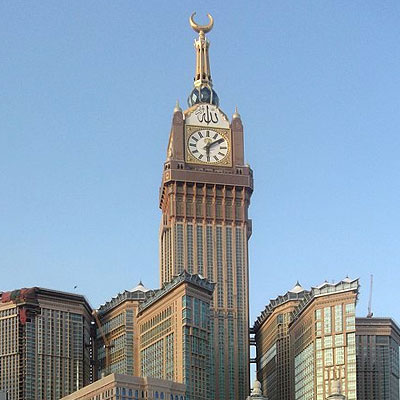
[187,13,219,107]
[173,100,182,113]
[233,106,241,119]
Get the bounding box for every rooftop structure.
[253,281,308,331]
[139,271,214,313]
[60,373,186,400]
[291,277,359,324]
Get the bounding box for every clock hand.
[208,138,225,148]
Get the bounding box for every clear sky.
[1,1,399,330]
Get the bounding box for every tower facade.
[159,14,253,400]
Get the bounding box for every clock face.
[187,129,229,164]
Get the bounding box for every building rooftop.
[138,270,215,313]
[98,283,156,315]
[60,373,186,400]
[0,286,92,313]
[129,281,151,293]
[291,277,359,324]
[253,282,309,331]
[253,278,360,331]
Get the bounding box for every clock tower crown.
[187,12,219,108]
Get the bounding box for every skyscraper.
[93,271,214,400]
[254,278,360,400]
[0,287,92,400]
[159,13,253,400]
[137,271,214,400]
[356,317,400,400]
[94,282,154,378]
[252,282,308,400]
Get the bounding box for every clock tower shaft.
[159,15,253,400]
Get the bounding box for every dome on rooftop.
[129,281,150,293]
[188,86,219,107]
[289,281,305,294]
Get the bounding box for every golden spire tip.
[189,12,214,35]
[233,106,241,119]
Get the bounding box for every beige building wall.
[290,279,359,400]
[95,285,151,378]
[137,272,214,400]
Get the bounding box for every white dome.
[289,281,305,294]
[129,281,150,292]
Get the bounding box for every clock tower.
[159,14,253,400]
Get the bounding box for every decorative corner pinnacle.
[233,106,241,119]
[173,100,182,113]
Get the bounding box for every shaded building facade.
[356,317,400,400]
[158,14,253,400]
[253,282,308,400]
[0,287,92,400]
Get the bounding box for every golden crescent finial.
[189,12,214,34]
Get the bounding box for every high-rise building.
[95,282,154,378]
[137,271,214,400]
[94,271,214,400]
[356,317,400,400]
[290,278,359,400]
[0,287,92,400]
[253,278,360,400]
[159,14,253,400]
[253,282,308,400]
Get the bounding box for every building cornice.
[139,270,215,313]
[253,290,309,332]
[98,289,155,316]
[290,278,359,325]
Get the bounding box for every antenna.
[367,274,374,318]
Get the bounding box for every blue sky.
[1,1,399,330]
